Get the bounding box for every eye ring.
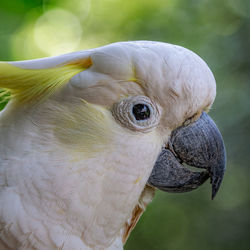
[112,96,161,132]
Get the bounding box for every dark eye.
[132,104,151,120]
[112,96,160,132]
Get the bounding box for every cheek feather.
[35,100,113,156]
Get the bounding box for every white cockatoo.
[0,41,226,250]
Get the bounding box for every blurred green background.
[0,0,249,249]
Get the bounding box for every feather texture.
[0,41,217,249]
[0,58,91,104]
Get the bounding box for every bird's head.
[0,41,225,198]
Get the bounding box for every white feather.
[0,41,216,249]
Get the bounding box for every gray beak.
[148,112,226,199]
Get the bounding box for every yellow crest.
[0,57,92,104]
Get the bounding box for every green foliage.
[0,0,249,249]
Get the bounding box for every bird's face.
[2,41,226,199]
[62,41,226,199]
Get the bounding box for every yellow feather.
[49,99,113,156]
[0,58,92,104]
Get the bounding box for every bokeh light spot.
[34,8,82,56]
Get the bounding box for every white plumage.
[0,41,217,249]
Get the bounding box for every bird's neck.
[0,105,159,249]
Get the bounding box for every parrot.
[0,41,226,250]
